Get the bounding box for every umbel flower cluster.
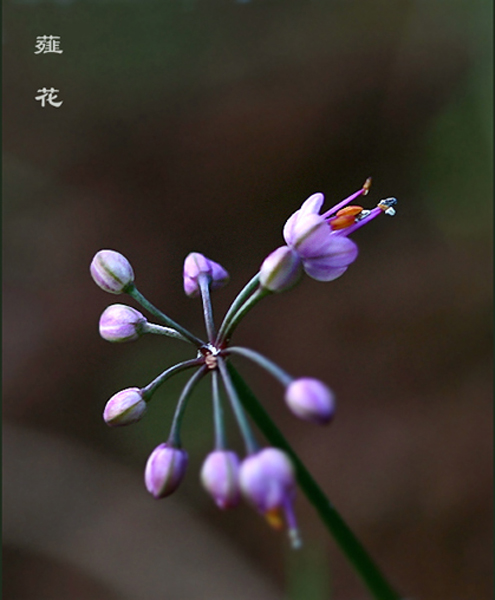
[91,180,396,549]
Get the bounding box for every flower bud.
[144,443,188,499]
[183,252,229,297]
[99,304,147,342]
[201,450,241,509]
[284,378,335,424]
[90,249,134,294]
[239,448,295,513]
[103,387,147,426]
[259,246,302,292]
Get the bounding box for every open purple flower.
[280,181,396,282]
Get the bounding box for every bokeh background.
[3,1,493,599]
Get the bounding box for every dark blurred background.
[3,1,493,599]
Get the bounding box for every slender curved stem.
[217,358,259,455]
[216,274,260,345]
[141,358,203,400]
[211,370,226,450]
[198,274,216,343]
[223,346,293,387]
[168,366,208,447]
[228,364,402,600]
[128,286,205,348]
[142,322,189,342]
[218,287,270,345]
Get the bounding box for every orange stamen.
[264,508,284,530]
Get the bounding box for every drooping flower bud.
[144,443,188,499]
[99,304,147,342]
[259,246,302,292]
[90,249,134,294]
[200,450,241,509]
[103,387,147,426]
[285,378,335,424]
[183,252,229,297]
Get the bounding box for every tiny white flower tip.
[285,378,335,424]
[103,387,146,426]
[90,250,134,294]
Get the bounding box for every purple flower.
[90,249,134,294]
[259,246,302,292]
[103,387,147,426]
[144,443,188,499]
[285,378,335,424]
[239,448,300,544]
[99,304,147,342]
[282,193,359,282]
[183,252,229,297]
[200,450,241,509]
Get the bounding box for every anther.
[378,197,397,216]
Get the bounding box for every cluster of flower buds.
[91,179,396,548]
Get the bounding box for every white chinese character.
[35,88,63,108]
[34,35,63,54]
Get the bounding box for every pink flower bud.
[103,387,146,426]
[90,249,134,294]
[99,304,147,342]
[239,448,295,513]
[144,443,188,499]
[200,450,241,509]
[259,246,302,292]
[285,378,335,424]
[183,252,229,297]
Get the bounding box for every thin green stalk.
[128,285,205,348]
[198,274,216,343]
[217,358,259,455]
[142,322,189,342]
[218,287,270,345]
[224,346,293,387]
[168,366,208,447]
[216,273,260,345]
[228,364,402,600]
[141,358,203,400]
[211,370,227,450]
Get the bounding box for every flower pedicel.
[91,179,397,550]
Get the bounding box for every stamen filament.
[321,177,372,219]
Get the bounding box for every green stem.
[142,322,189,343]
[218,287,270,345]
[168,366,208,447]
[217,358,259,455]
[128,286,205,348]
[198,274,216,343]
[228,364,402,600]
[224,346,293,387]
[216,274,260,345]
[211,370,227,450]
[141,358,204,400]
